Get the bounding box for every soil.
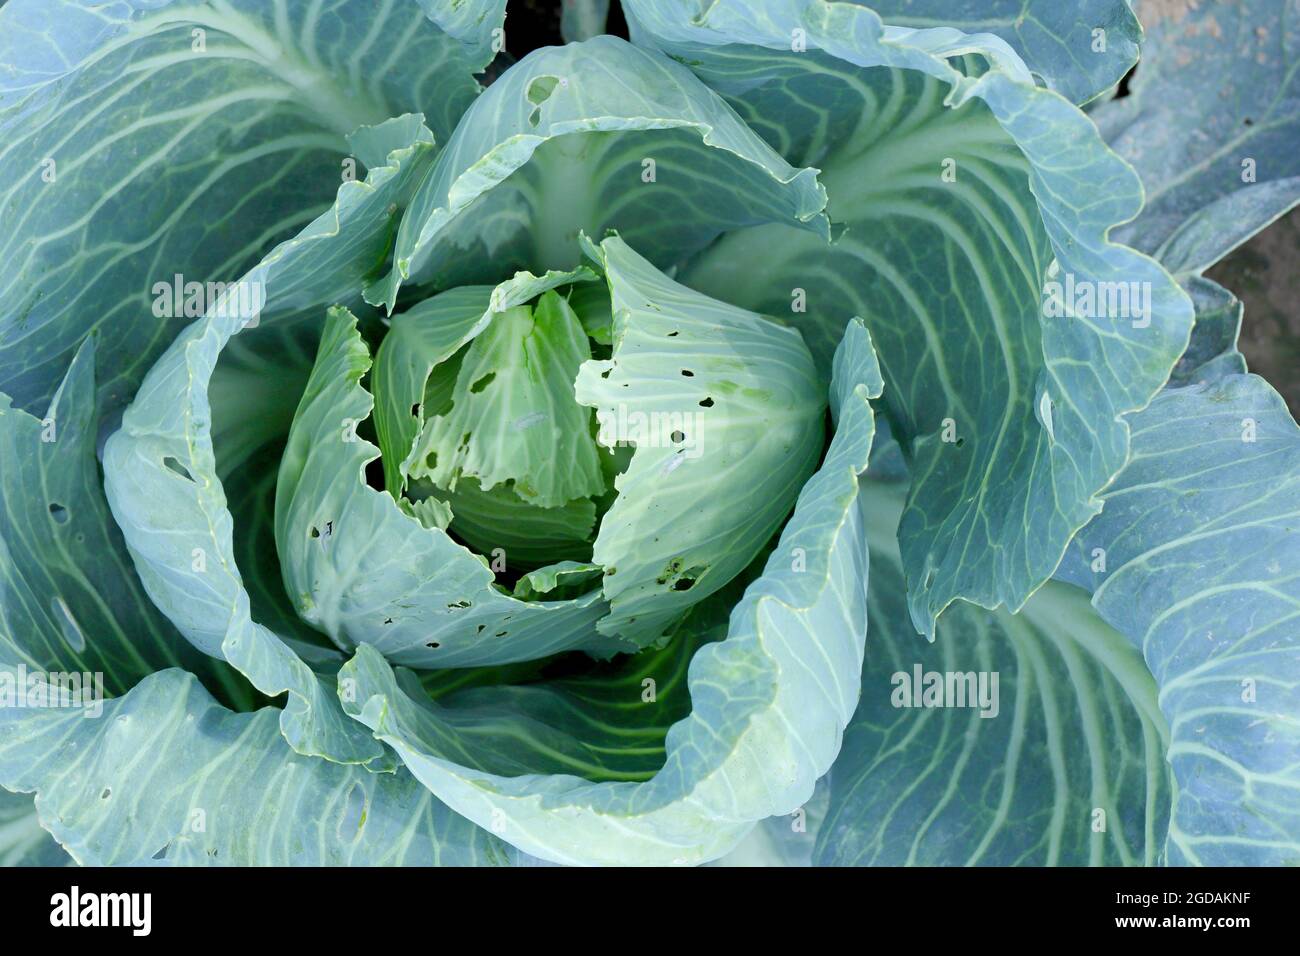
[1207,209,1300,417]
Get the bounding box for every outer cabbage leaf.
[338,320,884,866]
[103,116,440,766]
[0,0,502,415]
[818,482,1172,866]
[1059,374,1300,865]
[0,338,254,706]
[0,789,71,866]
[630,0,1193,636]
[863,0,1140,105]
[561,0,611,44]
[1154,178,1300,279]
[712,778,828,866]
[625,0,1031,171]
[0,338,245,863]
[367,34,829,309]
[1094,0,1300,269]
[1168,275,1246,388]
[0,669,512,866]
[0,306,509,864]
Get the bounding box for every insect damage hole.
[525,74,562,127]
[163,456,194,481]
[673,565,707,591]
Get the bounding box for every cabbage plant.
[1,0,1297,867]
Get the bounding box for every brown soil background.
[1207,212,1300,417]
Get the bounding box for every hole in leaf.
[670,430,686,443]
[527,74,560,105]
[698,397,714,408]
[673,564,707,591]
[470,372,496,394]
[426,641,441,649]
[411,403,421,417]
[163,456,193,481]
[680,369,694,377]
[524,74,562,128]
[100,787,111,800]
[48,502,68,523]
